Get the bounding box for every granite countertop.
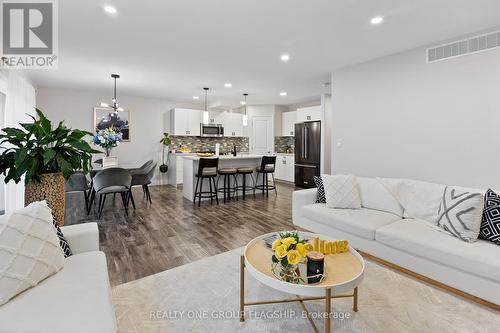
[181,154,263,160]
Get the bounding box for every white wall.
[331,36,500,188]
[36,87,198,184]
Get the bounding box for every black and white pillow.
[436,186,484,242]
[313,176,326,203]
[480,189,500,246]
[53,221,72,258]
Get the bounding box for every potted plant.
[0,109,101,226]
[159,132,171,173]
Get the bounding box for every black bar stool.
[254,156,278,198]
[236,167,255,200]
[217,168,238,203]
[193,158,219,207]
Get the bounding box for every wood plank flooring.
[64,183,296,286]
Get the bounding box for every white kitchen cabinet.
[296,106,322,122]
[170,108,203,136]
[281,111,297,136]
[208,110,221,124]
[275,154,295,183]
[176,157,184,184]
[215,111,244,137]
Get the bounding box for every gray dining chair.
[65,171,91,211]
[87,167,132,218]
[130,160,153,173]
[129,161,157,207]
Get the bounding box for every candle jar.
[306,251,324,284]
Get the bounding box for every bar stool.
[254,156,278,198]
[217,168,238,203]
[193,158,219,207]
[236,167,255,200]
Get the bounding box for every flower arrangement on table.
[271,231,314,283]
[92,127,123,157]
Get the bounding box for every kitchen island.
[182,154,264,202]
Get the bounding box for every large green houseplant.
[0,109,101,225]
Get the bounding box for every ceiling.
[27,0,500,107]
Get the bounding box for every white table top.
[244,231,365,297]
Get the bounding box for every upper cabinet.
[170,108,203,136]
[169,108,245,137]
[281,106,322,136]
[296,106,322,122]
[215,111,244,137]
[282,111,297,136]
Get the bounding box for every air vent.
[427,30,500,63]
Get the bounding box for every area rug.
[112,248,499,333]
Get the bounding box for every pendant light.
[242,93,248,126]
[100,74,124,113]
[203,87,210,125]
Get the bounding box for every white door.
[251,116,273,154]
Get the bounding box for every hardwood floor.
[64,183,296,286]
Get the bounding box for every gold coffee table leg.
[240,255,245,322]
[353,287,358,312]
[325,288,331,333]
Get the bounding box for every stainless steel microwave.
[200,123,224,137]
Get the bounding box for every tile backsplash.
[170,136,249,154]
[275,136,294,153]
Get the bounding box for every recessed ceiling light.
[224,83,232,88]
[370,16,383,25]
[280,54,290,62]
[104,6,117,14]
[193,96,199,100]
[279,91,287,97]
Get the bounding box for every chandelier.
[100,74,124,113]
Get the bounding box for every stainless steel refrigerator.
[295,121,321,188]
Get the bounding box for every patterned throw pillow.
[480,189,500,245]
[0,201,65,305]
[436,186,484,242]
[53,223,72,257]
[313,176,326,203]
[322,174,361,209]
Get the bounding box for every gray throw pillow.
[436,186,484,242]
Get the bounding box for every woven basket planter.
[24,172,65,226]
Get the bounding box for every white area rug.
[112,248,499,333]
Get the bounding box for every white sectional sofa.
[0,222,117,333]
[293,177,500,306]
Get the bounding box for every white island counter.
[182,154,264,202]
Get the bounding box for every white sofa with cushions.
[292,177,500,306]
[0,222,117,333]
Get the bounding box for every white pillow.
[378,178,445,223]
[436,186,484,242]
[0,201,64,306]
[322,174,361,209]
[358,177,404,216]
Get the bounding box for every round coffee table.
[240,231,365,333]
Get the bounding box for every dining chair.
[65,171,91,211]
[129,161,157,207]
[130,160,153,173]
[87,167,132,218]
